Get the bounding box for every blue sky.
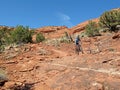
[0,0,120,28]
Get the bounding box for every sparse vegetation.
[43,32,72,47]
[85,21,100,37]
[59,32,73,43]
[59,36,70,43]
[45,39,60,47]
[99,9,120,32]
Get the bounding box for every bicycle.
[75,44,84,55]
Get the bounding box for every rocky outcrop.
[0,70,8,86]
[36,26,68,33]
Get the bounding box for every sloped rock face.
[35,26,70,39]
[0,32,120,90]
[36,26,68,33]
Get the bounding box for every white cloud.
[57,12,74,27]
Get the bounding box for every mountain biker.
[75,35,80,45]
[75,35,83,54]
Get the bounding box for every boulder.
[0,74,8,86]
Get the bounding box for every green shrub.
[0,28,7,45]
[85,21,100,37]
[0,27,13,52]
[99,9,120,32]
[10,25,33,44]
[36,33,45,43]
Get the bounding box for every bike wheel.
[75,45,80,55]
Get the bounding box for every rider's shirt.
[75,37,80,45]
